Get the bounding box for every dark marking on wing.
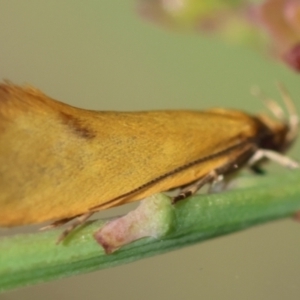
[60,112,96,139]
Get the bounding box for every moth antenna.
[276,82,299,141]
[251,86,285,120]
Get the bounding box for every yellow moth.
[0,82,298,240]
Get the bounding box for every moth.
[0,82,298,241]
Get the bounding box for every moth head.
[254,83,298,154]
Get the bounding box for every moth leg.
[40,216,78,231]
[248,149,299,169]
[172,170,218,204]
[56,212,94,244]
[207,174,225,194]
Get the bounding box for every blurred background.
[0,1,300,299]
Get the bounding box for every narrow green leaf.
[1,170,300,292]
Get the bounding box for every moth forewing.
[0,82,298,241]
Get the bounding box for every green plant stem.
[1,170,300,292]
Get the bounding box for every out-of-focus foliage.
[138,0,300,71]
